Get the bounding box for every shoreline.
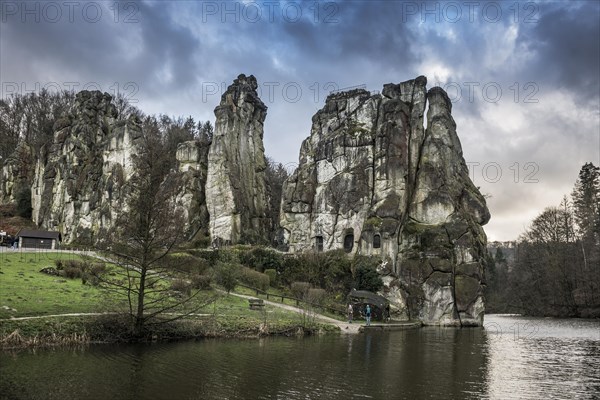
[0,314,340,351]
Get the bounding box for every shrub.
[171,279,192,296]
[81,272,100,286]
[240,267,270,291]
[193,258,211,275]
[167,253,200,273]
[306,288,326,305]
[291,281,310,299]
[215,262,240,293]
[240,247,283,272]
[218,248,242,264]
[282,250,354,295]
[64,266,82,279]
[354,264,383,292]
[278,256,304,286]
[190,249,220,265]
[54,259,64,270]
[191,274,212,290]
[264,269,277,286]
[90,262,106,276]
[64,259,84,270]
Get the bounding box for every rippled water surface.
[1,315,599,399]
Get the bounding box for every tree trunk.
[134,264,147,336]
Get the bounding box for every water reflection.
[0,316,598,399]
[483,315,600,400]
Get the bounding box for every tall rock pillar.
[206,74,271,245]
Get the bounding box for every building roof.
[17,229,61,241]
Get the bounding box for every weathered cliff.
[175,140,210,242]
[31,90,142,243]
[280,77,490,326]
[205,74,271,245]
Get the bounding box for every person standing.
[365,304,371,326]
[347,303,353,323]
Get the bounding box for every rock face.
[31,90,142,243]
[2,76,272,247]
[280,77,490,326]
[175,140,211,242]
[205,74,271,245]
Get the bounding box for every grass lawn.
[0,251,335,346]
[0,251,123,319]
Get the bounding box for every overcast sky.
[1,0,598,241]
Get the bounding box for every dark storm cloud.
[279,2,416,64]
[516,1,600,103]
[0,1,200,95]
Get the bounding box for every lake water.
[1,315,599,399]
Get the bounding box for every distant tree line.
[486,163,600,318]
[0,89,216,167]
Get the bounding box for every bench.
[248,298,265,310]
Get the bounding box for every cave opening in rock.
[344,230,354,253]
[373,234,381,249]
[315,235,323,252]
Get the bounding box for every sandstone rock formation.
[30,90,142,243]
[175,140,210,242]
[205,74,271,245]
[280,77,490,326]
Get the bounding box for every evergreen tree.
[198,121,214,143]
[571,162,600,240]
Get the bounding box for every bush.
[171,279,192,296]
[240,247,283,272]
[278,255,303,286]
[215,262,240,293]
[81,272,100,286]
[354,264,383,292]
[281,250,354,295]
[306,288,326,305]
[167,253,200,273]
[89,262,106,276]
[63,266,82,279]
[193,258,211,275]
[191,274,212,290]
[54,259,64,270]
[239,267,270,291]
[291,281,310,299]
[264,269,277,287]
[64,259,84,270]
[218,248,242,264]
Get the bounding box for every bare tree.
[98,121,209,336]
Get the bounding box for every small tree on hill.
[97,121,211,336]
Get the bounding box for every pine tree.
[571,162,600,240]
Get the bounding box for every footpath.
[226,291,364,334]
[2,249,421,333]
[225,292,425,334]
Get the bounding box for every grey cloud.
[516,1,600,103]
[0,1,200,95]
